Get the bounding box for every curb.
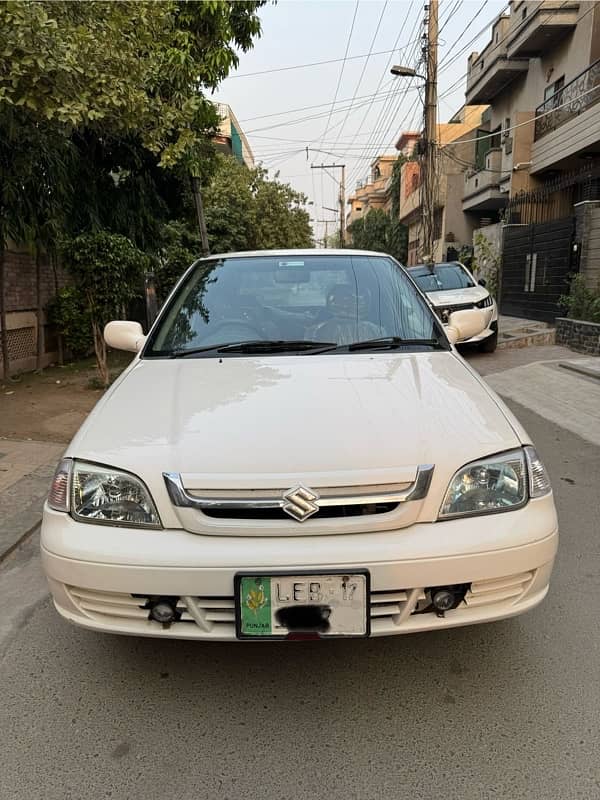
[559,361,600,381]
[497,329,556,350]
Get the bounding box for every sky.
[215,0,508,243]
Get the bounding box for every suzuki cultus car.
[42,250,557,640]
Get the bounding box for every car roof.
[194,248,395,261]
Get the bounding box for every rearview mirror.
[104,321,146,353]
[446,308,486,345]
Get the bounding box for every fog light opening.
[429,585,469,617]
[147,596,181,626]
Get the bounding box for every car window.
[145,254,443,355]
[410,263,475,292]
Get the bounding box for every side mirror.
[446,308,486,345]
[478,278,487,287]
[104,321,146,353]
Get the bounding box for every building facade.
[346,155,399,234]
[213,103,255,168]
[462,0,600,320]
[398,106,488,265]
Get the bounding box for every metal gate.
[500,217,577,322]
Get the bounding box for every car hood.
[425,286,489,307]
[69,353,523,502]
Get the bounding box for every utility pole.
[311,164,346,248]
[422,0,438,266]
[339,165,346,249]
[190,175,210,257]
[317,218,337,248]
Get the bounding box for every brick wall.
[1,246,69,377]
[3,247,67,312]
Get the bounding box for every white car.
[42,250,557,641]
[408,261,498,352]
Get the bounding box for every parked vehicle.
[408,261,498,352]
[42,250,557,640]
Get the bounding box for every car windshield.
[409,263,475,292]
[144,254,443,356]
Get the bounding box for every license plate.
[235,572,369,639]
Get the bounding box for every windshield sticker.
[278,261,305,267]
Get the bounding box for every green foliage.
[0,1,265,168]
[471,231,500,298]
[253,172,313,249]
[203,155,313,253]
[47,286,91,358]
[560,274,600,323]
[61,232,150,384]
[348,208,407,263]
[156,221,200,301]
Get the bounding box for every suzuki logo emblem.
[282,485,320,522]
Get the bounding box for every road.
[1,348,600,800]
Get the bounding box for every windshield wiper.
[346,336,443,352]
[169,340,337,358]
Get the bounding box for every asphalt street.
[1,358,599,799]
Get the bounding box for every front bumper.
[41,497,558,640]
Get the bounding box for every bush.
[61,232,149,386]
[47,286,91,358]
[155,222,199,302]
[560,274,600,323]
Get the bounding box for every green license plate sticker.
[239,576,272,636]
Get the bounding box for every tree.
[60,233,149,386]
[203,155,313,254]
[0,1,266,376]
[347,157,408,262]
[0,1,265,167]
[252,173,313,249]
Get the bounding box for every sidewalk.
[0,439,64,562]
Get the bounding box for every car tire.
[479,331,498,353]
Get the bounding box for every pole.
[311,164,346,249]
[191,175,210,257]
[339,164,346,248]
[423,0,438,265]
[324,220,328,248]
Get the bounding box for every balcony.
[466,49,529,104]
[532,59,600,173]
[507,2,579,58]
[462,149,509,212]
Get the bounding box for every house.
[346,155,398,234]
[212,103,255,168]
[397,106,488,265]
[462,0,600,320]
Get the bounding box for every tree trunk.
[0,247,10,380]
[35,245,44,372]
[92,320,109,387]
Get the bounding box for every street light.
[390,65,426,80]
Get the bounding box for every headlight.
[48,459,161,528]
[439,449,529,519]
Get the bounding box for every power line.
[330,0,389,150]
[317,0,360,154]
[345,7,423,188]
[337,0,415,161]
[244,87,416,134]
[227,42,421,79]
